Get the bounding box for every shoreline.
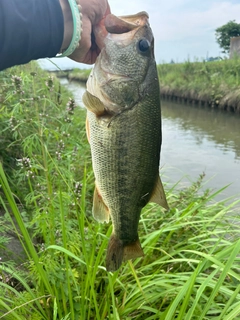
[50,58,240,114]
[160,85,240,113]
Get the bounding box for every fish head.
[87,12,157,113]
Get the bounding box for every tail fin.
[106,235,144,272]
[106,235,124,272]
[123,237,144,262]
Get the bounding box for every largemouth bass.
[83,12,169,272]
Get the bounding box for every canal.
[59,78,240,203]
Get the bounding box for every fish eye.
[138,39,150,53]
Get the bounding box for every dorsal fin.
[150,175,169,210]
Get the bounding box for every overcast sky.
[109,0,240,63]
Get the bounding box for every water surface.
[161,100,240,201]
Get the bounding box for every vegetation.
[215,20,240,54]
[67,68,91,82]
[158,56,240,112]
[0,62,240,319]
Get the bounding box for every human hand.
[69,0,111,64]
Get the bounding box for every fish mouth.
[106,11,149,43]
[97,12,150,79]
[105,11,149,34]
[96,11,149,50]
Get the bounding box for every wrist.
[59,0,73,52]
[58,0,82,57]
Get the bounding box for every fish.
[82,11,169,272]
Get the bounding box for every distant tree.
[215,20,240,53]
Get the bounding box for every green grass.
[158,56,240,111]
[0,62,240,319]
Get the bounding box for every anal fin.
[92,185,110,223]
[150,175,169,210]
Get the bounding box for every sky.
[109,0,240,63]
[40,0,240,70]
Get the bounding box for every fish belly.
[87,97,161,244]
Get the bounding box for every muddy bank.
[160,85,240,113]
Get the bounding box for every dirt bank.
[160,85,240,113]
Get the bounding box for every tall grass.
[158,56,240,90]
[0,63,240,319]
[158,56,240,111]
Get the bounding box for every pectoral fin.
[82,91,105,116]
[92,185,110,223]
[150,175,169,210]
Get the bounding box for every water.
[160,100,240,201]
[60,78,240,202]
[59,78,86,105]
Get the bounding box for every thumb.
[94,4,111,50]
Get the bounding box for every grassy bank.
[158,57,240,112]
[65,57,240,113]
[0,63,240,319]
